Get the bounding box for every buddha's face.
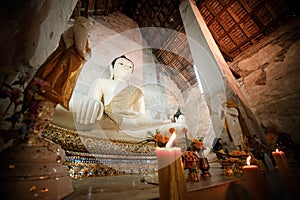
[111,57,134,81]
[175,114,186,124]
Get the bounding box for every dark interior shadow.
[226,182,252,200]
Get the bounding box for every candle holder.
[188,166,200,182]
[182,151,200,182]
[219,160,234,176]
[233,156,248,175]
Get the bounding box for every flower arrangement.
[0,81,23,131]
[137,128,177,149]
[0,76,49,142]
[23,77,50,117]
[188,137,205,152]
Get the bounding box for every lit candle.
[156,132,188,200]
[272,149,299,198]
[272,149,288,171]
[242,156,269,200]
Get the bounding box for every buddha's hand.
[75,98,104,124]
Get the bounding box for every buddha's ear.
[109,64,114,79]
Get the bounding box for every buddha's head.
[110,55,134,82]
[174,108,186,124]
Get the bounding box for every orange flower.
[137,129,171,148]
[154,133,166,144]
[189,138,205,152]
[194,141,203,149]
[165,136,170,142]
[169,127,175,133]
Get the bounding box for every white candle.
[156,147,182,170]
[272,149,299,198]
[155,132,187,200]
[242,156,269,200]
[272,149,291,177]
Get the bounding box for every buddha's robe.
[25,20,91,110]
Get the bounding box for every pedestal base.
[0,135,73,199]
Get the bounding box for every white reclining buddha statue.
[51,55,191,145]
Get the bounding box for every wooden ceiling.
[72,0,294,91]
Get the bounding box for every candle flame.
[166,132,176,148]
[276,148,279,152]
[246,155,251,165]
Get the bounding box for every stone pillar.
[179,0,260,146]
[179,0,226,143]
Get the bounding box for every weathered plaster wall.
[0,0,77,131]
[0,0,78,83]
[229,16,300,145]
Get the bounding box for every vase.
[199,157,211,179]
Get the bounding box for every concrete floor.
[61,163,242,200]
[62,162,236,200]
[62,162,300,200]
[62,174,159,200]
